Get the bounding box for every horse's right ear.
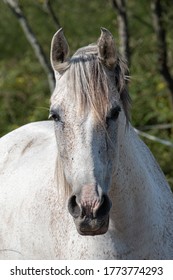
[50,28,69,72]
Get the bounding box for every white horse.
[0,28,173,260]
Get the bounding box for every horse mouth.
[75,216,109,236]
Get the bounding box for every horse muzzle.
[68,193,112,236]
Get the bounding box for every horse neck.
[109,124,171,240]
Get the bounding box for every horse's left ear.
[50,28,69,72]
[97,28,117,69]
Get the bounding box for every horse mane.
[55,44,131,122]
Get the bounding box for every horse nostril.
[96,194,112,218]
[68,195,81,218]
[68,194,111,220]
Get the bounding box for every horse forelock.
[53,44,131,122]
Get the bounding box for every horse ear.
[97,28,117,69]
[50,28,69,72]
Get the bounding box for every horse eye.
[110,106,121,119]
[107,106,121,123]
[49,112,61,122]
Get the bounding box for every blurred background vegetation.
[0,0,173,189]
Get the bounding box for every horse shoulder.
[0,121,62,259]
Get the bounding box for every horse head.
[50,28,130,235]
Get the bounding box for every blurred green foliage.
[0,0,173,189]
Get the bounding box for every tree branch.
[135,128,173,147]
[44,0,61,30]
[137,123,173,131]
[4,0,55,93]
[151,0,173,105]
[111,0,130,66]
